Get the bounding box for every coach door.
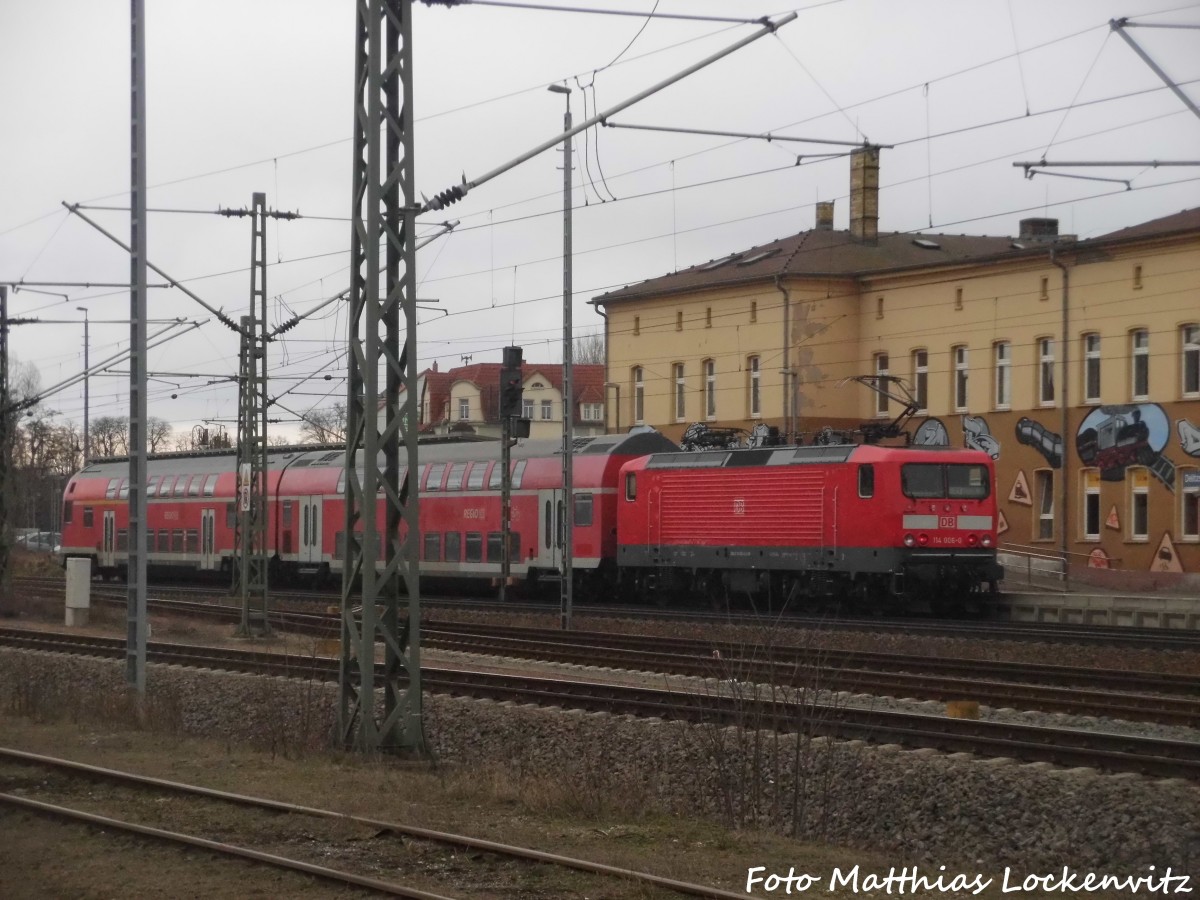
[299,496,322,564]
[100,510,116,569]
[537,489,563,572]
[199,508,216,570]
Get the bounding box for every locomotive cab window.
[63,501,73,524]
[625,473,637,501]
[857,465,875,498]
[902,463,989,499]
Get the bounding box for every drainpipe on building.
[775,275,792,440]
[1050,248,1071,590]
[596,304,610,432]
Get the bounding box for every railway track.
[0,746,746,899]
[15,574,1200,651]
[38,590,1200,727]
[2,626,1197,780]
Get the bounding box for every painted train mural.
[914,403,1200,578]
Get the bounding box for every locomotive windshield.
[902,463,990,499]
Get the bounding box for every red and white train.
[59,432,1001,610]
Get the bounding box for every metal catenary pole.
[126,0,149,694]
[338,0,424,754]
[551,86,574,630]
[233,194,270,636]
[0,287,9,611]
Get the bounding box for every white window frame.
[748,356,761,418]
[540,399,553,421]
[1035,469,1054,541]
[633,367,644,425]
[1182,468,1199,542]
[1183,323,1200,398]
[1082,470,1100,541]
[911,350,927,413]
[1129,468,1149,542]
[521,398,533,419]
[875,353,889,416]
[1038,337,1056,406]
[1083,332,1101,404]
[993,341,1010,410]
[458,397,470,421]
[952,345,968,412]
[1131,329,1149,400]
[704,359,716,420]
[674,363,686,422]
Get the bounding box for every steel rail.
[0,792,456,899]
[2,628,1197,779]
[0,747,750,900]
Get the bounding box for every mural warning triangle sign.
[1105,505,1120,530]
[1009,470,1032,506]
[1151,532,1183,573]
[997,509,1009,535]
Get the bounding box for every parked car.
[15,531,61,553]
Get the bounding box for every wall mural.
[1179,419,1200,457]
[1152,532,1183,573]
[1088,547,1111,569]
[913,418,949,446]
[962,415,1000,459]
[1009,470,1032,506]
[1016,417,1063,469]
[1075,403,1174,491]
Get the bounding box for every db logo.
[938,515,956,528]
[733,499,745,516]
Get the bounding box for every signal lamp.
[917,533,930,546]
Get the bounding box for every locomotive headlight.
[981,534,994,548]
[904,534,916,547]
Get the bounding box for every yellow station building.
[592,148,1200,587]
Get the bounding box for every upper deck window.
[902,463,989,500]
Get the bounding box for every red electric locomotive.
[615,443,1002,612]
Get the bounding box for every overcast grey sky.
[1,0,1197,443]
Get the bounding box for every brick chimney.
[815,201,835,231]
[1019,217,1059,242]
[849,146,879,244]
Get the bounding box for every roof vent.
[912,238,941,250]
[1019,217,1059,242]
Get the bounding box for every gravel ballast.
[1,646,1197,874]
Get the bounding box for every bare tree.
[147,417,173,452]
[299,402,346,444]
[574,330,605,365]
[89,416,128,458]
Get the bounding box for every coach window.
[171,530,184,553]
[544,501,552,548]
[335,468,346,494]
[423,532,441,562]
[858,465,875,499]
[466,462,487,489]
[447,463,467,491]
[146,475,159,498]
[1034,470,1054,541]
[117,529,129,552]
[106,478,120,499]
[83,507,94,528]
[625,472,637,501]
[487,532,504,562]
[1082,469,1101,541]
[465,532,483,563]
[186,530,200,554]
[487,463,502,490]
[63,501,73,524]
[188,476,201,497]
[444,532,462,561]
[158,530,171,553]
[512,460,527,488]
[118,479,130,500]
[175,477,190,498]
[1129,468,1149,542]
[1181,468,1199,541]
[425,463,446,492]
[574,492,593,527]
[203,474,218,497]
[334,532,346,561]
[282,500,293,527]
